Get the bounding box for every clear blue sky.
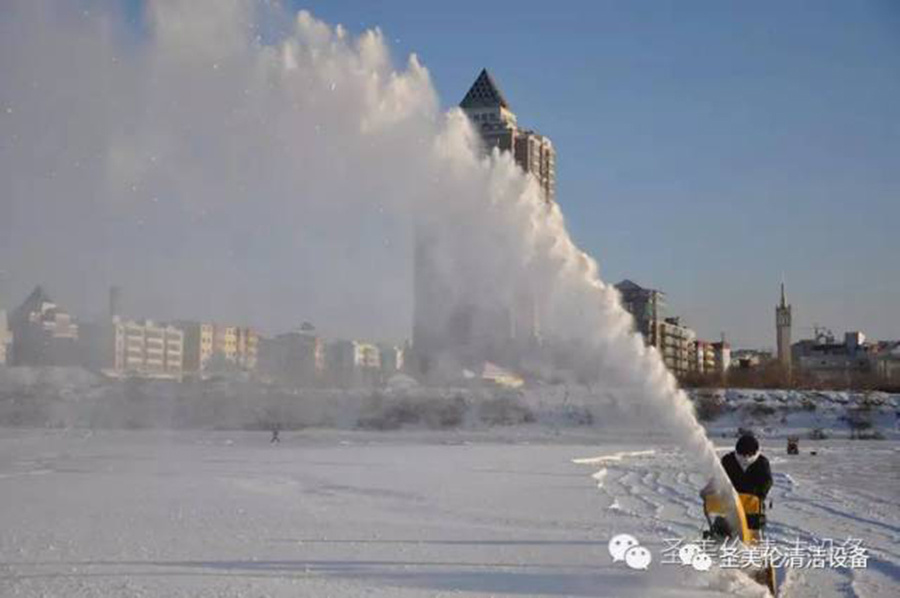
[290,0,899,349]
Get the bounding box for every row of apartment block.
[257,324,406,388]
[616,280,730,378]
[2,286,259,381]
[100,317,402,386]
[2,286,403,386]
[102,319,259,381]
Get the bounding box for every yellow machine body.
[703,489,753,543]
[703,490,776,595]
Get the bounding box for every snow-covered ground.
[1,427,896,597]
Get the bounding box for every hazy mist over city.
[304,0,900,350]
[1,0,433,342]
[1,0,721,447]
[2,1,898,349]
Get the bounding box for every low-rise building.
[179,321,259,375]
[792,331,873,384]
[325,340,382,387]
[659,316,695,378]
[692,340,716,374]
[690,339,731,376]
[872,342,900,385]
[108,317,184,380]
[378,344,405,377]
[712,341,731,373]
[731,349,772,369]
[479,361,524,389]
[257,323,324,386]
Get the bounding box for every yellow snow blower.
[703,489,777,595]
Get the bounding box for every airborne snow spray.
[1,0,729,491]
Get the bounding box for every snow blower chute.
[703,488,778,595]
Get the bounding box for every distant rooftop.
[615,279,663,295]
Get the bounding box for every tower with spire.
[776,282,792,374]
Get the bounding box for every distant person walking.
[270,427,280,444]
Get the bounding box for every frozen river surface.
[0,428,897,597]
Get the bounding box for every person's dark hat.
[736,434,759,456]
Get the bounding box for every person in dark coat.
[721,434,772,500]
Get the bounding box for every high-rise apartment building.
[616,279,665,348]
[412,70,556,377]
[460,69,556,203]
[616,280,700,378]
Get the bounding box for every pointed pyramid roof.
[460,69,510,110]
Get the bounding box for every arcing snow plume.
[0,1,725,484]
